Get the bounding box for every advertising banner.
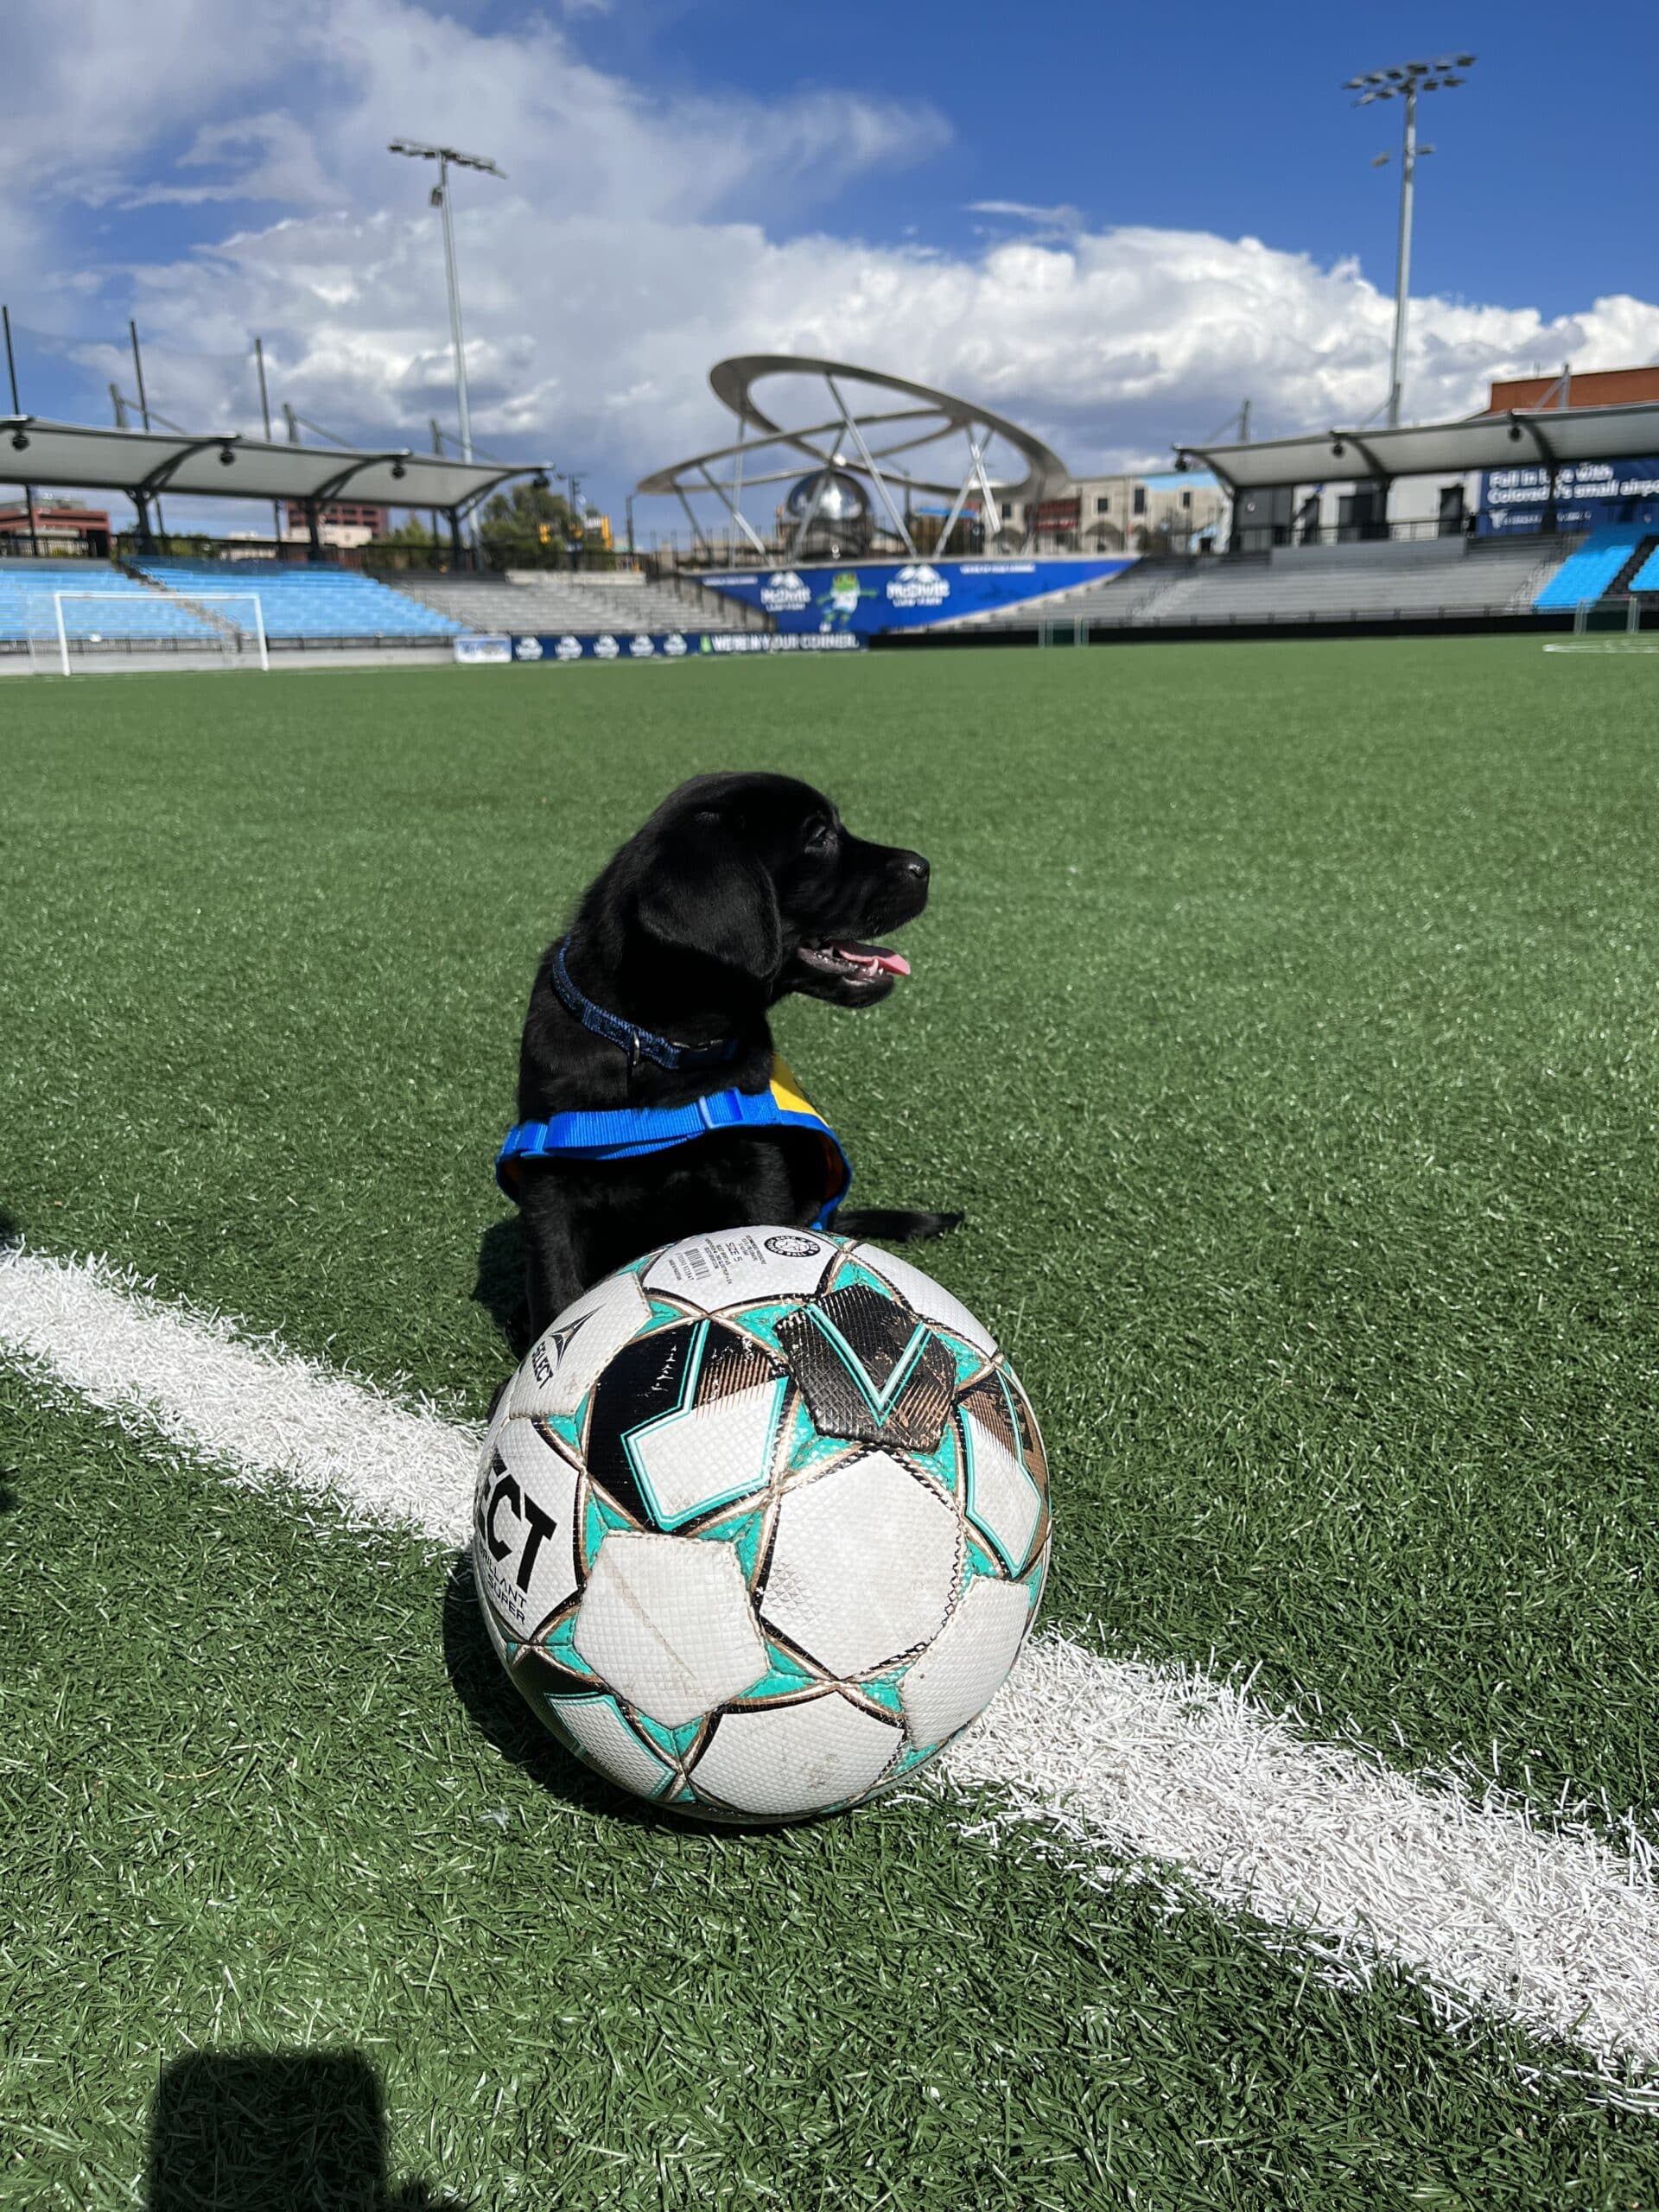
[454,630,865,666]
[1478,459,1659,536]
[696,556,1136,635]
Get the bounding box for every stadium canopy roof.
[0,416,548,512]
[1173,400,1659,490]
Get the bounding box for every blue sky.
[3,0,1655,532]
[569,0,1649,321]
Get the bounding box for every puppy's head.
[609,772,929,1009]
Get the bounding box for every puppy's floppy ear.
[633,805,782,982]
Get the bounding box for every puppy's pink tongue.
[838,941,911,976]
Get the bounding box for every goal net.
[29,590,270,676]
[1542,595,1659,653]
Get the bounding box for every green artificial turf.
[4,644,1658,1826]
[6,640,1659,2202]
[5,1373,1658,2210]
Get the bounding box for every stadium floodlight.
[1344,55,1476,427]
[387,137,505,466]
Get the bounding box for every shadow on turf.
[440,1553,728,1834]
[471,1216,531,1360]
[147,2049,466,2210]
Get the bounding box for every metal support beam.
[3,307,40,557]
[729,412,747,555]
[825,372,916,555]
[970,436,1006,550]
[934,444,981,556]
[786,461,836,560]
[131,433,243,503]
[696,463,767,557]
[675,485,713,556]
[1325,429,1390,485]
[307,452,413,507]
[1514,412,1561,532]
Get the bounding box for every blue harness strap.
[496,1056,850,1229]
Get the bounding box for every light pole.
[388,137,504,463]
[556,472,583,568]
[1344,55,1475,428]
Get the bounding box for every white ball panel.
[574,1530,767,1726]
[852,1245,996,1357]
[963,1404,1043,1572]
[643,1228,836,1312]
[629,1375,783,1528]
[478,1586,512,1668]
[474,1418,581,1640]
[510,1270,653,1421]
[550,1694,674,1798]
[691,1693,901,1816]
[899,1574,1034,1747]
[760,1450,958,1678]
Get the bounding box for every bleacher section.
[382,569,766,634]
[0,558,220,647]
[948,535,1571,633]
[1535,529,1656,607]
[130,558,465,642]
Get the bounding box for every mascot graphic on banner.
[818,570,875,632]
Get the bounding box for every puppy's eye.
[804,821,837,852]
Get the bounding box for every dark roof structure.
[0,416,547,515]
[1173,401,1659,490]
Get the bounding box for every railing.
[1018,601,1576,642]
[55,534,644,577]
[0,629,458,658]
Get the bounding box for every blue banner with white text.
[1478,459,1659,536]
[452,630,865,665]
[696,556,1137,634]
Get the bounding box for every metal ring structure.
[637,355,1068,558]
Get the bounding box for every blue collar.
[550,939,743,1072]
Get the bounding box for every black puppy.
[503,771,957,1337]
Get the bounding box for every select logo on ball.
[765,1234,820,1258]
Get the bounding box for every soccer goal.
[1542,596,1659,653]
[37,590,270,676]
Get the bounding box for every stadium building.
[7,344,1659,667]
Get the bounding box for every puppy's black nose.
[895,852,929,883]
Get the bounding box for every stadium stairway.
[0,557,222,652]
[378,568,769,635]
[1614,539,1659,596]
[1531,529,1654,611]
[129,557,467,643]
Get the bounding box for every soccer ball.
[472,1227,1050,1823]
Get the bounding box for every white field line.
[0,1246,474,1543]
[3,1243,1658,2094]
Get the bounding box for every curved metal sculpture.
[638,355,1068,558]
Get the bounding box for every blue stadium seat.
[1532,530,1651,610]
[132,558,467,641]
[1626,545,1659,594]
[0,558,219,642]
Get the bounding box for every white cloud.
[145,211,1659,491]
[3,0,1657,524]
[118,116,336,210]
[968,200,1084,242]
